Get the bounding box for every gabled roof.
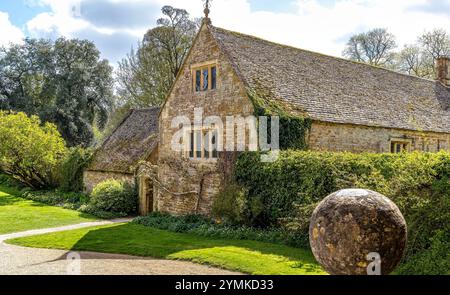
[88,108,160,174]
[209,26,450,134]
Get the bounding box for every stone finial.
[436,56,450,86]
[203,0,212,25]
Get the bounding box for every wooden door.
[139,177,154,216]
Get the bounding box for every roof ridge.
[210,26,441,85]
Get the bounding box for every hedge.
[235,151,450,273]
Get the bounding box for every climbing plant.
[247,90,312,150]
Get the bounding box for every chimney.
[436,56,450,86]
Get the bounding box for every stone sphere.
[309,189,407,275]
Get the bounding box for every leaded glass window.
[211,66,217,90]
[193,64,217,92]
[196,130,202,158]
[195,70,201,92]
[202,68,209,91]
[204,133,210,159]
[212,131,218,158]
[186,128,219,160]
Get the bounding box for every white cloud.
[26,0,90,37]
[198,0,450,57]
[23,0,450,63]
[0,12,25,47]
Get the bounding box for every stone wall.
[157,24,254,216]
[309,121,450,153]
[156,23,450,217]
[83,170,135,194]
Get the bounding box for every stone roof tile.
[210,26,450,133]
[88,107,159,173]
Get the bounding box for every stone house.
[85,18,450,217]
[83,107,159,215]
[153,19,450,216]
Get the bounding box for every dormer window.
[193,63,217,92]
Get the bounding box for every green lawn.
[0,185,97,234]
[7,223,326,275]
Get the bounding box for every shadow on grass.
[0,190,83,210]
[0,194,23,206]
[0,186,49,208]
[62,223,324,274]
[0,186,25,206]
[0,186,95,219]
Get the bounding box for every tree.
[395,29,450,79]
[419,29,450,61]
[0,38,114,147]
[343,28,397,66]
[396,45,433,78]
[152,6,199,78]
[0,111,67,189]
[116,43,172,108]
[116,6,198,108]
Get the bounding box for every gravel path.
[0,219,133,242]
[0,220,241,275]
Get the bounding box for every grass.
[7,223,326,275]
[0,185,97,234]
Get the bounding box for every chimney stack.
[436,56,450,86]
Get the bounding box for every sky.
[1,0,450,67]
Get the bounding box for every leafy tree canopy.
[0,38,114,147]
[116,6,199,108]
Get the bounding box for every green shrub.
[212,185,258,225]
[59,147,93,192]
[235,151,450,274]
[78,204,123,219]
[0,174,25,188]
[0,111,68,189]
[20,189,89,208]
[280,202,318,244]
[85,180,137,217]
[395,231,450,275]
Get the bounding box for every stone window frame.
[183,125,219,162]
[191,60,218,93]
[437,139,448,151]
[390,138,412,153]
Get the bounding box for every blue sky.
[1,0,450,67]
[1,1,48,26]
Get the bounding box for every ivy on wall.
[247,90,312,150]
